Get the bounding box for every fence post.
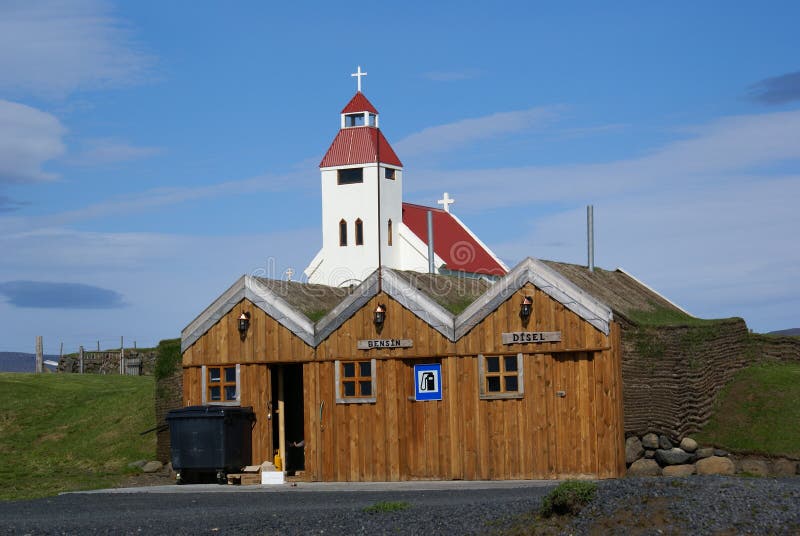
[35,336,43,373]
[120,336,125,375]
[79,346,84,374]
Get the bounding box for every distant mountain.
[0,352,60,373]
[767,328,800,337]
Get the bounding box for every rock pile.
[625,432,799,478]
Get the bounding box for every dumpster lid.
[166,405,254,419]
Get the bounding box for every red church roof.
[320,127,402,168]
[341,92,378,114]
[402,203,508,276]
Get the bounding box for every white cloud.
[394,106,561,157]
[0,99,66,183]
[407,109,800,209]
[0,0,153,97]
[68,138,162,166]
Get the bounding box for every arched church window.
[355,219,364,246]
[339,219,347,246]
[387,219,393,246]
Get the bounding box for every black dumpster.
[166,405,255,484]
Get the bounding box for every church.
[304,66,507,286]
[179,68,628,482]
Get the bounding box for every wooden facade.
[181,264,626,481]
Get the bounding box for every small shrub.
[363,500,411,513]
[539,480,597,518]
[154,338,181,380]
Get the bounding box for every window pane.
[505,376,519,392]
[343,362,355,377]
[338,168,364,184]
[210,386,221,401]
[225,367,237,383]
[209,368,220,382]
[359,361,371,377]
[487,376,501,392]
[343,381,356,397]
[486,357,500,373]
[359,381,372,396]
[504,356,518,372]
[224,386,237,401]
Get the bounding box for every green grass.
[627,306,734,327]
[153,338,181,380]
[539,480,597,518]
[363,500,411,513]
[695,362,800,458]
[0,373,156,501]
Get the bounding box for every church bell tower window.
[338,167,364,185]
[339,219,348,246]
[355,219,364,246]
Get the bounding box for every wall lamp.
[374,304,386,327]
[520,296,533,321]
[238,311,251,339]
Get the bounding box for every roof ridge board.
[181,275,248,353]
[381,268,456,341]
[245,277,315,346]
[314,272,380,345]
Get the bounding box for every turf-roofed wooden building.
[181,259,627,481]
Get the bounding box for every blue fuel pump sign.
[414,363,442,401]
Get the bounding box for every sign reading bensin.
[501,331,562,345]
[357,339,414,350]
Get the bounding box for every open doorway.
[270,364,305,473]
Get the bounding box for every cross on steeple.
[351,65,367,92]
[437,192,455,213]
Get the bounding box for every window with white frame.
[479,354,523,399]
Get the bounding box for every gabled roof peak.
[342,92,378,114]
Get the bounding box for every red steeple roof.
[341,92,378,114]
[320,127,402,168]
[402,203,507,276]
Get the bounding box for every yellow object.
[274,452,282,471]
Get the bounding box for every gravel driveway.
[0,476,798,535]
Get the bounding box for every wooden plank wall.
[182,283,626,480]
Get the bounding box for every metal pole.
[587,205,595,272]
[427,210,435,274]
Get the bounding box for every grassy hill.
[0,373,155,501]
[695,362,800,458]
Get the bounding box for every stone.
[141,461,163,473]
[772,458,797,477]
[625,436,645,464]
[663,464,695,477]
[679,437,698,453]
[696,456,735,475]
[642,433,659,449]
[696,447,715,459]
[644,450,656,459]
[128,459,147,469]
[714,449,729,457]
[655,448,693,466]
[659,434,673,450]
[627,459,662,477]
[739,458,769,477]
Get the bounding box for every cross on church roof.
[351,65,367,92]
[437,192,455,213]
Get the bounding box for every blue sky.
[1,1,799,353]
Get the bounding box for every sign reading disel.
[357,339,413,350]
[501,331,562,345]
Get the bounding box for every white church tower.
[304,67,404,286]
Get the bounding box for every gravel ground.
[0,476,798,535]
[567,476,800,535]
